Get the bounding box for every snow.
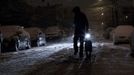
[0,41,134,75]
[112,25,134,37]
[0,43,73,75]
[0,41,105,75]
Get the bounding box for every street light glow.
[101,12,104,16]
[99,0,102,2]
[101,22,104,25]
[125,16,128,19]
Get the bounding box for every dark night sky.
[25,0,134,8]
[25,0,96,8]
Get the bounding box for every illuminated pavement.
[0,42,134,75]
[0,43,73,75]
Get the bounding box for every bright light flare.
[39,37,43,40]
[85,33,91,40]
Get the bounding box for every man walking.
[72,6,89,58]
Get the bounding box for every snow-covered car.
[111,25,134,44]
[45,26,64,39]
[0,25,31,52]
[15,35,31,50]
[25,27,46,47]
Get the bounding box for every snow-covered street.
[0,43,73,75]
[0,41,134,75]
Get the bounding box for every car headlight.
[85,33,91,40]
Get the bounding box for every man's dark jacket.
[74,12,89,35]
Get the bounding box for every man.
[72,6,89,58]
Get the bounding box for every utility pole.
[112,0,119,27]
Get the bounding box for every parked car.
[111,25,134,44]
[0,25,31,52]
[15,33,31,50]
[45,26,64,39]
[25,27,46,47]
